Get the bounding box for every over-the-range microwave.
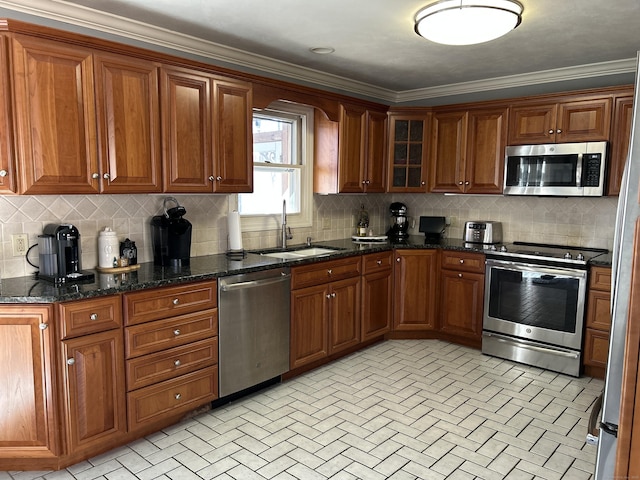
[503,141,607,196]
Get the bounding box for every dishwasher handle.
[220,274,291,292]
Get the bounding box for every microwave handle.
[576,153,583,187]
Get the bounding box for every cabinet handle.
[103,173,111,180]
[90,313,98,321]
[0,169,7,177]
[331,292,336,298]
[173,298,180,305]
[175,393,181,400]
[458,181,463,185]
[174,329,181,336]
[396,258,401,263]
[208,175,215,182]
[548,129,555,134]
[556,129,562,134]
[216,176,222,181]
[465,181,469,185]
[327,269,332,275]
[458,273,463,278]
[174,359,181,367]
[326,294,332,299]
[376,260,382,266]
[362,180,366,185]
[67,358,75,366]
[91,173,99,179]
[39,323,48,330]
[366,180,370,184]
[459,259,464,264]
[421,181,426,185]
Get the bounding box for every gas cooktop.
[484,241,608,267]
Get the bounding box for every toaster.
[464,221,502,244]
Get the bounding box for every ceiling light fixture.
[415,0,523,46]
[310,47,335,55]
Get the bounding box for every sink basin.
[258,246,341,259]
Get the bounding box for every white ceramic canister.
[98,227,120,268]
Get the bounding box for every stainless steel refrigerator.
[592,51,640,479]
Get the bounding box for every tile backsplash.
[0,192,617,279]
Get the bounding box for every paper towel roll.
[227,211,243,251]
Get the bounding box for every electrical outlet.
[322,217,331,230]
[12,234,28,257]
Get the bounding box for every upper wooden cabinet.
[608,91,634,196]
[0,34,16,193]
[508,96,612,145]
[387,113,430,192]
[430,106,507,194]
[94,52,162,193]
[314,104,388,194]
[10,34,100,194]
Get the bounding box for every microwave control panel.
[583,154,602,187]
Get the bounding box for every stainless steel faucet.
[281,200,293,248]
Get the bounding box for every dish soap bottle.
[357,204,369,236]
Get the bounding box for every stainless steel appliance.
[591,52,640,479]
[388,202,409,239]
[504,141,607,196]
[483,242,607,377]
[38,224,95,284]
[151,197,192,266]
[464,221,502,244]
[218,267,290,398]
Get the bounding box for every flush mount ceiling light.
[415,0,523,46]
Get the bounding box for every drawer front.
[126,337,218,391]
[127,367,218,431]
[124,280,217,326]
[125,309,218,358]
[590,266,612,291]
[292,256,362,289]
[584,328,610,368]
[362,251,393,274]
[441,251,485,273]
[586,289,612,331]
[59,295,122,339]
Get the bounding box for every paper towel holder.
[226,248,246,259]
[226,210,247,259]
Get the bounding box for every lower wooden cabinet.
[439,269,484,342]
[361,252,393,341]
[393,249,439,330]
[583,266,612,378]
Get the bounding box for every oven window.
[505,155,579,187]
[487,269,579,333]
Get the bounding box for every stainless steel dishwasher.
[218,267,290,397]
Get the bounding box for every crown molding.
[0,0,635,105]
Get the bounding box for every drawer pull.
[174,359,181,367]
[376,260,382,266]
[174,329,181,336]
[173,298,180,305]
[67,358,75,366]
[459,259,464,264]
[175,393,181,400]
[90,313,98,321]
[327,269,332,275]
[458,273,463,278]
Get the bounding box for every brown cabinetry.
[430,106,507,194]
[290,257,362,369]
[123,280,218,432]
[583,266,612,378]
[361,251,393,341]
[0,34,16,193]
[0,305,57,470]
[387,113,430,192]
[608,91,634,196]
[438,251,485,346]
[314,104,387,193]
[508,96,612,144]
[393,249,439,331]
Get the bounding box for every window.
[237,102,313,231]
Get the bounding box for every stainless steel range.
[482,241,608,376]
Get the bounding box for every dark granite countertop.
[0,236,607,303]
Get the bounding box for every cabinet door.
[583,328,610,368]
[11,35,99,194]
[556,98,611,143]
[586,289,612,332]
[363,110,387,192]
[328,276,361,355]
[337,104,367,193]
[608,94,634,196]
[439,270,484,340]
[290,284,329,369]
[362,268,392,341]
[0,34,16,193]
[508,103,557,144]
[393,249,439,330]
[211,79,253,193]
[161,66,213,193]
[94,52,162,193]
[0,306,58,462]
[387,114,430,192]
[61,329,126,454]
[465,107,507,194]
[430,110,467,193]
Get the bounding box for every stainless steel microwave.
[503,141,607,196]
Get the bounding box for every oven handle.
[483,332,580,359]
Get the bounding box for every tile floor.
[3,340,604,480]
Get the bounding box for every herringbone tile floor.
[4,340,604,480]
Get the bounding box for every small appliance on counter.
[418,216,446,243]
[151,197,192,267]
[38,224,95,284]
[464,221,502,245]
[387,202,410,240]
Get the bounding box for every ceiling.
[0,0,639,105]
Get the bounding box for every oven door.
[483,259,588,350]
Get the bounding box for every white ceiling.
[0,0,638,105]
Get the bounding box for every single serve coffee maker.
[151,197,192,267]
[388,202,410,239]
[38,224,95,284]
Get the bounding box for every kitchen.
[0,1,639,479]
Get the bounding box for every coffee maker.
[388,202,410,239]
[38,224,95,284]
[151,197,192,267]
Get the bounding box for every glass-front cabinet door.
[387,113,430,192]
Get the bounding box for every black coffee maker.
[151,197,192,267]
[38,224,95,284]
[388,202,410,239]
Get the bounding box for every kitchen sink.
[254,246,342,259]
